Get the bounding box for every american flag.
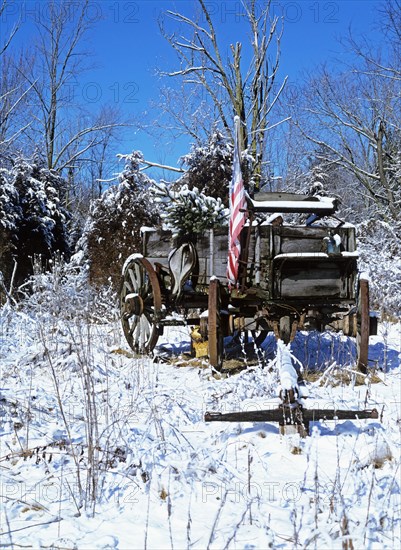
[227,116,246,286]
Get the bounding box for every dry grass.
[302,366,383,387]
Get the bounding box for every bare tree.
[0,53,33,157]
[150,82,217,145]
[0,1,33,158]
[0,0,18,56]
[294,65,399,217]
[159,0,287,192]
[17,0,124,177]
[289,0,401,223]
[358,0,401,82]
[77,106,125,201]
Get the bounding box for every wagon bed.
[121,192,372,371]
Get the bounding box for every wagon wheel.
[356,278,370,374]
[208,279,224,370]
[120,256,162,354]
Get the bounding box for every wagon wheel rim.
[356,278,369,374]
[120,257,162,354]
[208,279,223,370]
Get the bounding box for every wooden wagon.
[120,192,375,373]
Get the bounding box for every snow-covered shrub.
[301,163,329,196]
[21,255,92,318]
[19,254,118,324]
[178,130,234,204]
[151,181,228,237]
[357,219,401,316]
[33,257,117,323]
[0,156,70,296]
[285,157,371,223]
[82,151,160,288]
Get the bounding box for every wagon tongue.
[204,406,379,437]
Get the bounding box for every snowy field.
[0,275,400,549]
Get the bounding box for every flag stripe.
[227,117,246,286]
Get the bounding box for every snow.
[276,340,299,391]
[140,226,157,234]
[274,252,359,259]
[125,292,139,300]
[0,274,400,548]
[265,212,284,224]
[121,253,144,274]
[250,196,337,213]
[150,182,228,236]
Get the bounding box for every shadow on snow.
[155,328,400,372]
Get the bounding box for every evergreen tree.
[82,151,160,288]
[0,156,70,293]
[178,131,234,205]
[151,181,228,237]
[0,167,21,288]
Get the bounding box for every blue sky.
[2,0,382,175]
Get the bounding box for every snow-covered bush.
[19,255,117,324]
[357,219,401,316]
[151,181,228,237]
[285,158,370,223]
[82,151,160,288]
[0,156,70,296]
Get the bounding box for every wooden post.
[209,228,214,279]
[240,212,253,293]
[357,278,370,373]
[255,224,261,285]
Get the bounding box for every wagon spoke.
[128,268,138,292]
[139,315,151,345]
[129,315,140,335]
[123,280,132,293]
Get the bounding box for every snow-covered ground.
[1,279,400,549]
